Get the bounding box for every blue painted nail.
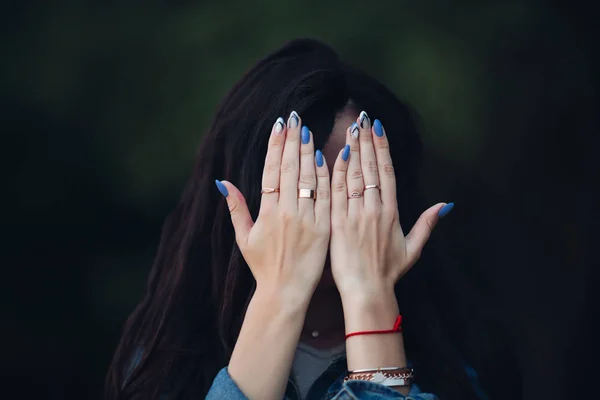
[374,119,384,137]
[438,202,454,218]
[342,144,350,161]
[316,149,324,167]
[215,180,229,197]
[301,126,310,144]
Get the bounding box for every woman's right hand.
[216,111,331,306]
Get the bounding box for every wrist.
[252,284,311,318]
[341,287,400,333]
[340,283,397,309]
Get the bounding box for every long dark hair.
[105,39,518,400]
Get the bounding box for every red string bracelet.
[344,315,403,340]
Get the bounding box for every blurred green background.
[1,1,596,399]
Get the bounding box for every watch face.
[372,371,386,383]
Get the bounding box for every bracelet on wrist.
[344,315,402,340]
[343,366,414,387]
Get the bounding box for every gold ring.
[364,184,380,191]
[261,188,280,194]
[348,191,363,199]
[298,189,317,199]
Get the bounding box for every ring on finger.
[261,187,280,194]
[298,188,317,200]
[348,191,363,199]
[364,184,380,191]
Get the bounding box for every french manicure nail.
[273,117,284,134]
[342,144,350,161]
[350,122,359,139]
[359,111,370,129]
[215,180,229,197]
[288,111,299,128]
[374,119,384,137]
[301,126,310,144]
[316,149,324,167]
[438,202,454,218]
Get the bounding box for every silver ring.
[364,184,380,191]
[298,189,317,200]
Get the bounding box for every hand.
[216,111,331,306]
[329,112,451,299]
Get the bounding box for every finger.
[357,111,381,210]
[346,122,364,215]
[372,119,396,212]
[331,144,350,220]
[260,117,286,213]
[405,203,453,265]
[298,126,316,219]
[279,111,301,210]
[215,180,254,247]
[314,149,330,228]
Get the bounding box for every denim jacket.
[205,354,488,400]
[127,348,487,400]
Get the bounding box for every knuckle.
[285,134,299,143]
[375,139,389,149]
[425,218,435,234]
[317,169,329,177]
[299,173,315,185]
[333,164,347,173]
[317,189,330,201]
[363,160,378,173]
[264,162,279,174]
[280,161,296,174]
[380,162,395,176]
[228,202,238,215]
[300,146,313,155]
[383,206,398,221]
[365,207,381,219]
[270,135,284,147]
[260,202,275,216]
[280,210,298,223]
[360,133,373,142]
[333,182,347,193]
[350,169,363,180]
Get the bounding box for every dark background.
[1,1,597,399]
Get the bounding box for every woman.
[105,39,512,399]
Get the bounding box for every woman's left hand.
[329,112,452,300]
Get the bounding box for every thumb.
[215,180,254,246]
[405,202,454,263]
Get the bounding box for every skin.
[298,108,353,347]
[217,106,446,400]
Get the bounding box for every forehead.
[322,109,358,176]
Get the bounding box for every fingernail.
[288,111,299,129]
[273,117,284,135]
[359,111,370,129]
[350,122,359,139]
[374,119,384,137]
[301,126,310,144]
[438,202,454,218]
[215,180,229,197]
[342,144,350,161]
[316,149,324,167]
